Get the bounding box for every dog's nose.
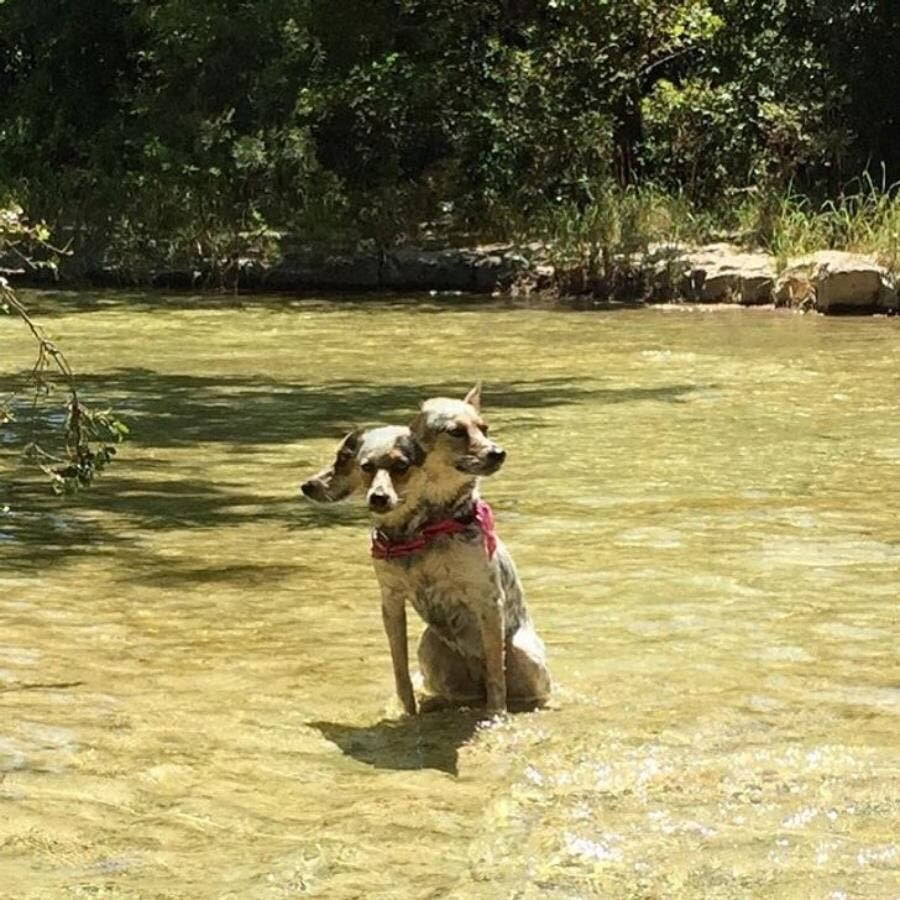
[368,492,390,510]
[300,480,317,498]
[487,447,506,465]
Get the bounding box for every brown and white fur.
[402,384,550,712]
[300,394,550,715]
[301,425,428,714]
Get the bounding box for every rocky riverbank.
[651,244,897,314]
[523,243,898,314]
[8,242,898,314]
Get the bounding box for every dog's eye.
[360,461,376,474]
[394,460,410,473]
[447,425,466,439]
[480,425,489,436]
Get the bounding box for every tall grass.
[737,174,900,273]
[510,175,900,292]
[514,182,714,278]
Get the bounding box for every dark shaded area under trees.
[0,0,898,276]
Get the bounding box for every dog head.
[356,426,426,517]
[300,429,364,503]
[411,383,506,479]
[301,426,426,517]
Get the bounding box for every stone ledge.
[6,242,898,315]
[773,251,897,313]
[536,243,897,314]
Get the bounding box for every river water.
[1,293,898,898]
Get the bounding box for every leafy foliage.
[1,207,128,492]
[0,0,897,264]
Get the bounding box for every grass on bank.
[743,179,900,273]
[4,176,899,292]
[497,176,900,283]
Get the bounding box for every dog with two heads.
[301,385,550,715]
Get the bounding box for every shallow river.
[1,293,898,898]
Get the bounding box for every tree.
[1,206,127,491]
[1,0,897,262]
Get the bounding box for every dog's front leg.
[380,588,417,716]
[479,595,507,713]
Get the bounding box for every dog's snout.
[487,447,506,464]
[300,480,320,499]
[368,492,390,510]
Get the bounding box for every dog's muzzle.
[368,491,393,511]
[455,446,507,475]
[301,479,329,502]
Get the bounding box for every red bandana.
[371,499,498,561]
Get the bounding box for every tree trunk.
[614,88,642,186]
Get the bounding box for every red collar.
[371,499,498,561]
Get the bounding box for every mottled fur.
[301,425,430,714]
[300,387,551,715]
[401,385,551,712]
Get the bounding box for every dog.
[300,389,550,714]
[301,425,428,715]
[403,384,550,712]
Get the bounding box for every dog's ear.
[463,382,482,411]
[409,411,433,448]
[399,431,427,466]
[336,429,361,460]
[410,436,427,467]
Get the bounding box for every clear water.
[1,293,898,898]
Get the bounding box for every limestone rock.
[680,243,776,304]
[382,246,526,292]
[646,242,776,304]
[775,251,897,314]
[261,244,526,293]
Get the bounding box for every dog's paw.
[418,695,454,714]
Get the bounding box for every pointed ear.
[336,429,361,459]
[409,412,425,440]
[463,382,482,411]
[409,411,434,448]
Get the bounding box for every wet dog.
[404,384,550,712]
[301,425,427,714]
[300,391,550,714]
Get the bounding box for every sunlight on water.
[1,294,898,897]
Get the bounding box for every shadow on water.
[1,373,709,570]
[309,709,485,775]
[0,472,354,574]
[2,369,706,449]
[125,559,313,589]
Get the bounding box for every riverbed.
[1,293,898,897]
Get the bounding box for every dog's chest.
[410,586,477,646]
[388,541,493,652]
